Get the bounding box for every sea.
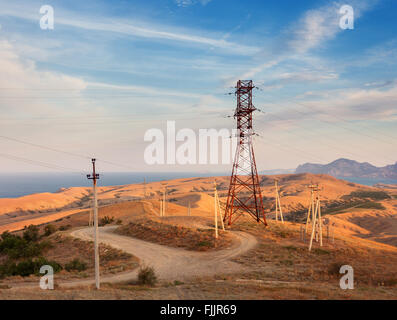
[0,172,228,198]
[0,173,396,199]
[335,176,397,186]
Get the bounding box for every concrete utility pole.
[214,182,225,231]
[162,186,167,217]
[214,181,225,238]
[89,208,93,227]
[214,183,218,239]
[274,179,284,223]
[309,188,323,251]
[188,201,191,217]
[305,184,318,233]
[87,158,100,290]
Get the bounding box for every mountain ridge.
[295,158,397,179]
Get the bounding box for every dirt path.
[67,226,257,285]
[6,225,257,289]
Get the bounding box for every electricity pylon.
[274,179,284,223]
[86,158,100,290]
[224,80,267,226]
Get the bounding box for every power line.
[0,135,90,160]
[255,88,397,145]
[0,153,83,173]
[0,135,139,171]
[254,107,397,164]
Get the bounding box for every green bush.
[0,257,62,278]
[65,258,87,272]
[343,190,391,200]
[0,232,52,260]
[137,265,157,286]
[22,225,40,242]
[99,216,115,226]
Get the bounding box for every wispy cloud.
[238,0,377,80]
[175,0,213,7]
[0,2,257,56]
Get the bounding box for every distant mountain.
[295,158,397,179]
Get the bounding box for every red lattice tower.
[224,80,267,226]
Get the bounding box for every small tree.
[137,265,157,286]
[23,225,40,242]
[99,216,115,226]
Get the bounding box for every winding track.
[8,225,257,289]
[65,225,257,287]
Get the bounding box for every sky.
[0,0,396,174]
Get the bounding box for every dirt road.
[67,225,257,286]
[6,225,256,289]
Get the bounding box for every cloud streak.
[0,2,258,56]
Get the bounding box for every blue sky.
[0,0,396,173]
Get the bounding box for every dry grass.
[228,218,397,288]
[116,217,232,251]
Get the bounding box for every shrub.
[65,258,87,272]
[23,225,40,242]
[343,190,391,200]
[196,240,212,248]
[44,224,57,237]
[0,232,52,259]
[99,216,115,226]
[356,202,386,210]
[137,265,157,286]
[0,257,62,278]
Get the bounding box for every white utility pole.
[305,184,317,233]
[214,182,218,239]
[162,186,166,217]
[89,208,93,227]
[214,182,225,231]
[274,179,284,223]
[309,189,323,251]
[87,158,100,290]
